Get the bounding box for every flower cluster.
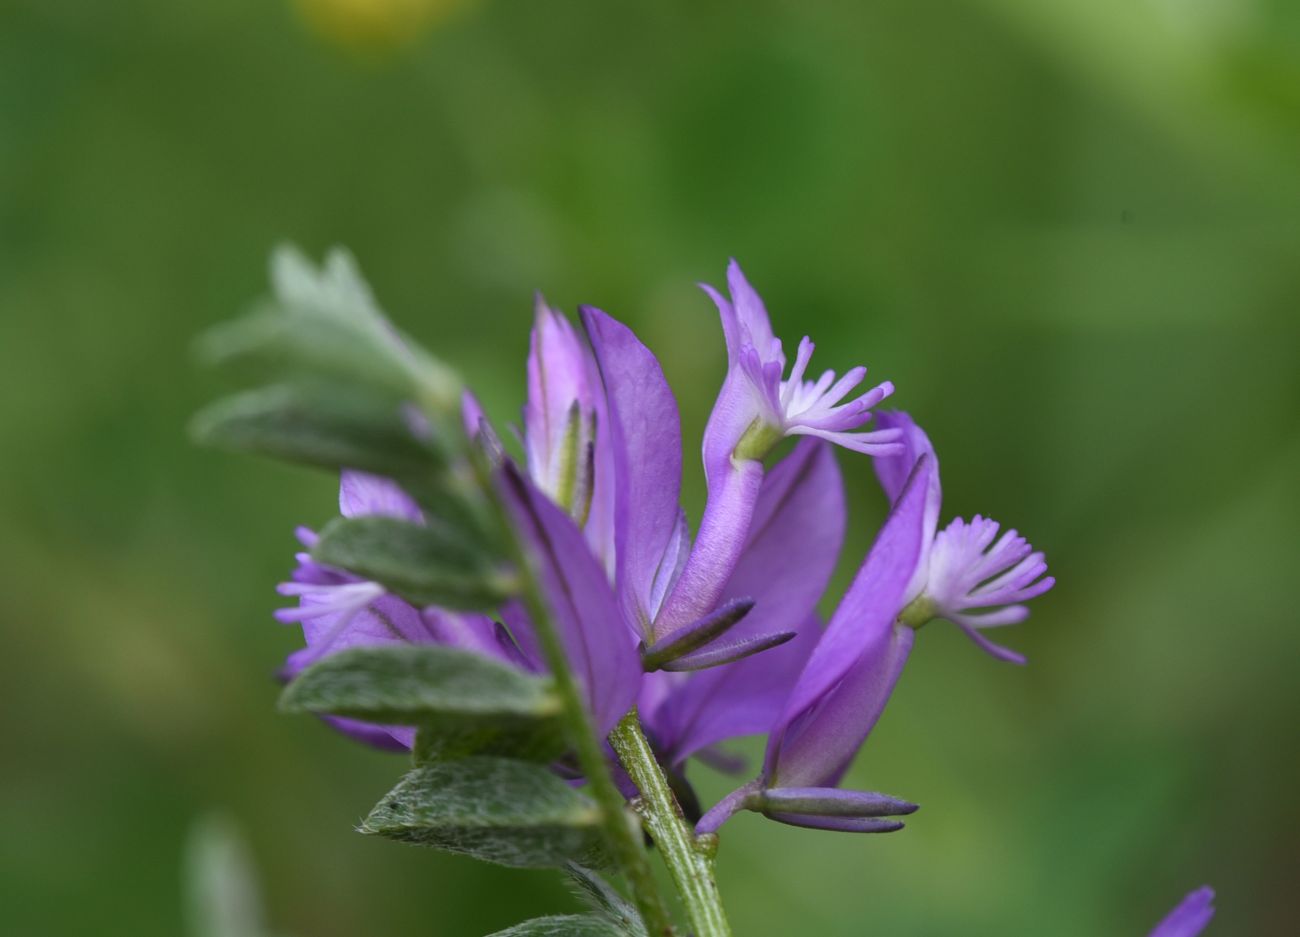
[276,259,1057,837]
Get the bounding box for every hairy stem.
[610,710,732,937]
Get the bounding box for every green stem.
[610,710,732,937]
[476,460,675,937]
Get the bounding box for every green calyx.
[732,418,784,464]
[897,595,938,630]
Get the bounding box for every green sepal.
[360,757,609,869]
[311,515,513,610]
[486,915,630,937]
[279,645,559,727]
[190,382,445,478]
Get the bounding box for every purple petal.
[338,471,423,522]
[766,455,935,785]
[763,813,905,834]
[871,411,941,600]
[648,440,845,762]
[758,787,917,818]
[496,464,640,734]
[642,597,756,669]
[421,607,514,664]
[726,259,777,356]
[1148,886,1215,937]
[771,624,915,788]
[659,630,796,672]
[580,306,684,638]
[653,458,764,636]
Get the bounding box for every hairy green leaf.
[190,382,443,477]
[565,865,646,937]
[487,915,629,936]
[311,515,513,609]
[199,246,458,407]
[360,758,608,868]
[280,645,559,727]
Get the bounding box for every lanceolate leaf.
[199,246,459,408]
[311,515,513,610]
[360,758,608,869]
[191,382,444,478]
[486,915,629,937]
[279,645,559,727]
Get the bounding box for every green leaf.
[565,865,647,937]
[311,515,513,610]
[198,246,458,407]
[486,915,629,937]
[280,644,560,726]
[190,382,444,477]
[360,757,608,868]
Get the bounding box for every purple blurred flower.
[1149,887,1215,937]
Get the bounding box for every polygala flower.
[274,257,1048,838]
[874,411,1055,664]
[199,249,1222,937]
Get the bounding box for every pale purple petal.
[1149,887,1215,937]
[421,607,515,665]
[581,306,684,639]
[871,411,941,602]
[649,440,845,762]
[496,464,640,734]
[339,470,423,522]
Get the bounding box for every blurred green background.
[2,0,1297,934]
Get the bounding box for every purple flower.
[1149,887,1215,937]
[873,411,1054,664]
[697,410,1053,833]
[653,261,899,639]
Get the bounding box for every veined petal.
[766,455,934,785]
[496,463,641,734]
[581,306,684,639]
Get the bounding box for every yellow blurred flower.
[293,0,473,53]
